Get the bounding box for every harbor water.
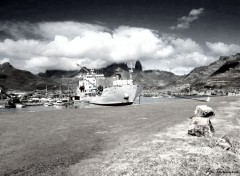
[0,97,179,114]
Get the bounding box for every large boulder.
[194,105,215,117]
[188,116,214,137]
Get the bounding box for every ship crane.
[76,63,96,86]
[76,63,102,95]
[76,63,91,74]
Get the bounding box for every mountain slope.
[2,53,240,92]
[0,62,57,91]
[184,56,229,83]
[38,62,181,90]
[189,53,240,90]
[133,70,182,90]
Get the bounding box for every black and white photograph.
[0,0,240,175]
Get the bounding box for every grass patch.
[69,99,240,176]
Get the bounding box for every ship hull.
[91,102,133,106]
[88,84,143,106]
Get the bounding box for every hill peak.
[0,62,15,73]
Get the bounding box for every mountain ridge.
[1,53,240,92]
[187,53,240,91]
[0,62,58,91]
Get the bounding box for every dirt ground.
[0,96,239,175]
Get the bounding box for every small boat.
[44,102,53,106]
[24,99,43,106]
[4,103,16,109]
[53,99,71,106]
[150,95,161,98]
[53,100,65,106]
[175,95,211,102]
[15,103,26,108]
[206,97,211,102]
[4,98,19,108]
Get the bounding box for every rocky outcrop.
[188,116,214,137]
[188,105,215,137]
[134,60,142,72]
[194,105,215,117]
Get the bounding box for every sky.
[0,0,240,75]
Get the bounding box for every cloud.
[206,42,240,56]
[0,58,10,64]
[0,21,220,75]
[0,21,108,40]
[37,21,109,40]
[170,8,204,30]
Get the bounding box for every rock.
[188,116,214,137]
[194,105,215,117]
[135,60,143,72]
[216,135,232,150]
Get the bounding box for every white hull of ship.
[88,84,143,106]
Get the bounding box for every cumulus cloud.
[206,42,240,56]
[0,21,219,75]
[170,8,204,30]
[0,58,10,64]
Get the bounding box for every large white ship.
[76,66,105,98]
[76,63,143,106]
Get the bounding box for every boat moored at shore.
[87,63,143,106]
[89,80,142,106]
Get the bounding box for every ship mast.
[129,60,134,80]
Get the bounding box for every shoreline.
[0,96,239,175]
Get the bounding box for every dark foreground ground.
[0,97,239,175]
